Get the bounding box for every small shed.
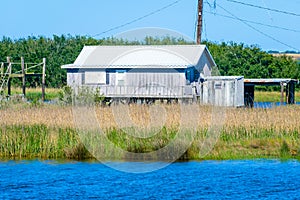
[62,45,216,101]
[200,76,244,107]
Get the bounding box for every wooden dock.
[244,78,299,107]
[0,57,46,101]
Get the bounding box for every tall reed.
[0,104,299,160]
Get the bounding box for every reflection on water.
[1,160,300,199]
[254,102,300,108]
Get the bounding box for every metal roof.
[61,64,189,69]
[61,45,216,69]
[205,76,244,81]
[244,78,299,85]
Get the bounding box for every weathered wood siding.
[67,69,83,86]
[68,68,192,98]
[201,77,244,107]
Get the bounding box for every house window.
[185,66,200,84]
[84,71,106,84]
[116,70,126,86]
[106,72,110,85]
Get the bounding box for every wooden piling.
[7,57,11,96]
[280,82,284,105]
[42,58,46,101]
[287,82,295,104]
[21,57,26,97]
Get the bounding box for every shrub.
[58,86,73,105]
[280,140,290,158]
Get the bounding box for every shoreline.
[1,158,299,163]
[0,125,299,161]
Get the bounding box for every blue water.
[254,102,300,108]
[1,160,300,199]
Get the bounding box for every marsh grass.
[0,104,299,160]
[0,125,78,159]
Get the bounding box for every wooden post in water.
[280,82,284,105]
[286,83,289,104]
[42,58,46,101]
[21,57,26,97]
[7,57,11,96]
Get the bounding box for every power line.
[226,0,300,17]
[204,10,300,33]
[217,4,300,51]
[194,6,198,41]
[205,0,217,9]
[92,0,183,38]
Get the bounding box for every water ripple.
[0,160,300,199]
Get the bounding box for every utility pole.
[197,0,203,44]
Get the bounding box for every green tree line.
[0,35,299,88]
[204,41,299,79]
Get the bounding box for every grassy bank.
[0,104,299,160]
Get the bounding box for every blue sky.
[0,0,299,52]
